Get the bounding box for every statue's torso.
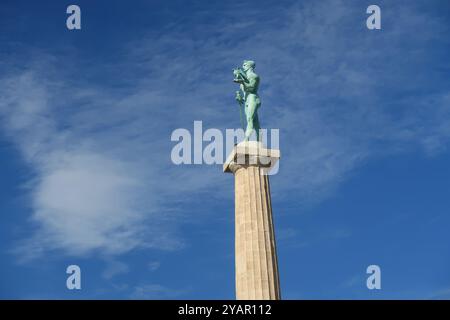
[241,71,259,96]
[242,72,260,108]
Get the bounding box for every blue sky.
[0,0,449,299]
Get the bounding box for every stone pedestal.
[224,141,281,300]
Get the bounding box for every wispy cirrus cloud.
[0,71,185,261]
[102,259,130,280]
[131,283,190,299]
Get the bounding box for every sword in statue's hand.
[235,90,245,131]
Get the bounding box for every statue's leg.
[254,111,261,141]
[245,96,257,141]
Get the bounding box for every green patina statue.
[233,60,261,141]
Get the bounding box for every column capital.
[223,141,280,174]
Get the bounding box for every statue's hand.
[233,68,246,83]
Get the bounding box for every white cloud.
[30,152,145,256]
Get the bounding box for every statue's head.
[242,60,255,71]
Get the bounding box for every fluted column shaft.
[233,164,280,300]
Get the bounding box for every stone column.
[224,141,281,300]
